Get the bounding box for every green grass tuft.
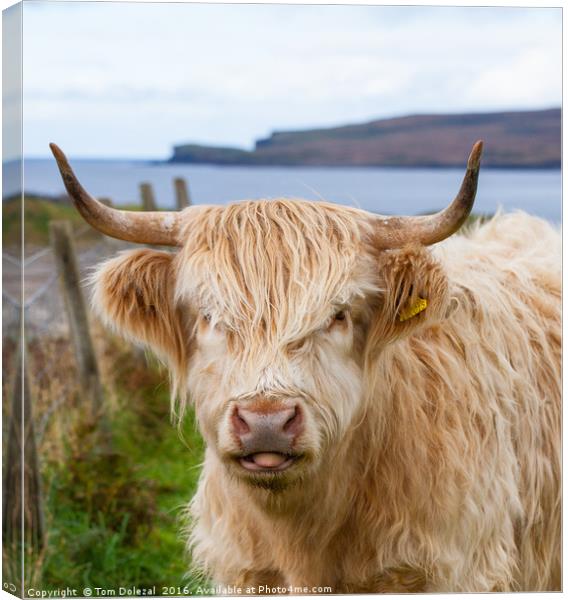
[37,347,206,593]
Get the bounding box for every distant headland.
[170,108,560,169]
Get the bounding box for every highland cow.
[50,141,560,592]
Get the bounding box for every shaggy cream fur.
[91,201,560,592]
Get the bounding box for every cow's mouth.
[238,452,297,472]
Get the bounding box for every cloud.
[3,3,22,161]
[466,47,561,107]
[21,3,561,158]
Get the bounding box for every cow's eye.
[199,311,226,337]
[327,310,348,330]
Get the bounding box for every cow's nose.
[231,404,303,452]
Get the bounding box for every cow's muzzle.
[231,399,304,472]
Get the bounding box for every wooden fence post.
[22,339,45,551]
[3,332,23,553]
[174,177,191,209]
[140,183,157,211]
[3,332,45,553]
[49,221,104,420]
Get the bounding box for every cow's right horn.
[371,140,483,248]
[49,143,183,246]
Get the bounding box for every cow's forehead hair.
[174,199,377,342]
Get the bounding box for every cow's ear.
[91,249,189,371]
[369,245,451,346]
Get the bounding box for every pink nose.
[231,403,303,454]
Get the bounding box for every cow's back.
[438,212,561,590]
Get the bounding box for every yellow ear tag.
[399,297,428,322]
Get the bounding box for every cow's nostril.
[232,408,251,435]
[283,407,298,429]
[283,406,302,434]
[231,402,303,442]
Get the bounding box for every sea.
[4,159,562,223]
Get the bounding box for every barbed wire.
[3,226,126,450]
[2,224,92,268]
[3,229,110,316]
[4,185,184,464]
[3,184,192,551]
[3,253,21,267]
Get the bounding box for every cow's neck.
[201,401,395,587]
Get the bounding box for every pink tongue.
[252,452,287,468]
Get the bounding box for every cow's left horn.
[372,140,483,248]
[49,143,182,246]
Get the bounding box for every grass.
[4,196,83,250]
[32,341,207,594]
[3,195,144,251]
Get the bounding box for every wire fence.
[3,225,120,556]
[3,177,191,555]
[3,174,192,337]
[5,228,108,322]
[3,232,123,458]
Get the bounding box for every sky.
[12,2,563,159]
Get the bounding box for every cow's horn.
[49,143,182,246]
[372,140,483,248]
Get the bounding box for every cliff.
[171,108,560,168]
